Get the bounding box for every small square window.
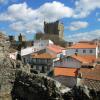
[83,50,86,53]
[90,50,93,53]
[75,49,78,52]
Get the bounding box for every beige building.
[31,53,55,73]
[66,42,99,59]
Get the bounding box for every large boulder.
[0,42,16,100]
[0,42,30,100]
[11,71,64,100]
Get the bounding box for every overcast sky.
[0,0,100,41]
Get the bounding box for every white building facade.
[66,42,99,58]
[66,48,97,56]
[54,56,82,68]
[34,40,54,52]
[9,47,35,63]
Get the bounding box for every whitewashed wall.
[34,40,53,51]
[54,57,81,68]
[62,50,66,55]
[9,52,17,60]
[66,48,96,56]
[96,46,99,58]
[9,47,34,61]
[98,47,100,57]
[22,54,32,63]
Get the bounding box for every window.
[57,54,60,58]
[31,65,33,68]
[83,50,86,53]
[41,59,44,64]
[33,59,36,63]
[38,59,41,63]
[90,50,93,53]
[27,59,29,63]
[44,59,47,63]
[75,49,78,53]
[60,54,64,60]
[42,66,46,73]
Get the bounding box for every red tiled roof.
[54,67,78,77]
[71,55,96,64]
[80,64,100,80]
[31,53,56,59]
[68,43,97,49]
[47,44,65,54]
[82,79,100,91]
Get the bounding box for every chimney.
[76,69,82,86]
[76,73,82,86]
[75,52,78,56]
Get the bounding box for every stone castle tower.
[44,21,64,40]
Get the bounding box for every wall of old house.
[66,48,96,56]
[54,57,81,68]
[34,40,53,51]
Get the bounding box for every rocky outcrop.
[0,42,100,100]
[12,71,64,100]
[0,42,16,100]
[0,42,30,100]
[11,70,100,100]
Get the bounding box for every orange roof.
[71,55,96,64]
[54,67,78,77]
[80,65,100,80]
[47,44,65,54]
[68,43,97,49]
[31,53,56,59]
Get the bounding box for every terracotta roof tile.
[54,76,77,88]
[80,64,100,80]
[71,55,96,64]
[54,67,78,77]
[82,79,100,91]
[31,53,56,59]
[47,44,65,54]
[68,43,97,49]
[50,44,65,49]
